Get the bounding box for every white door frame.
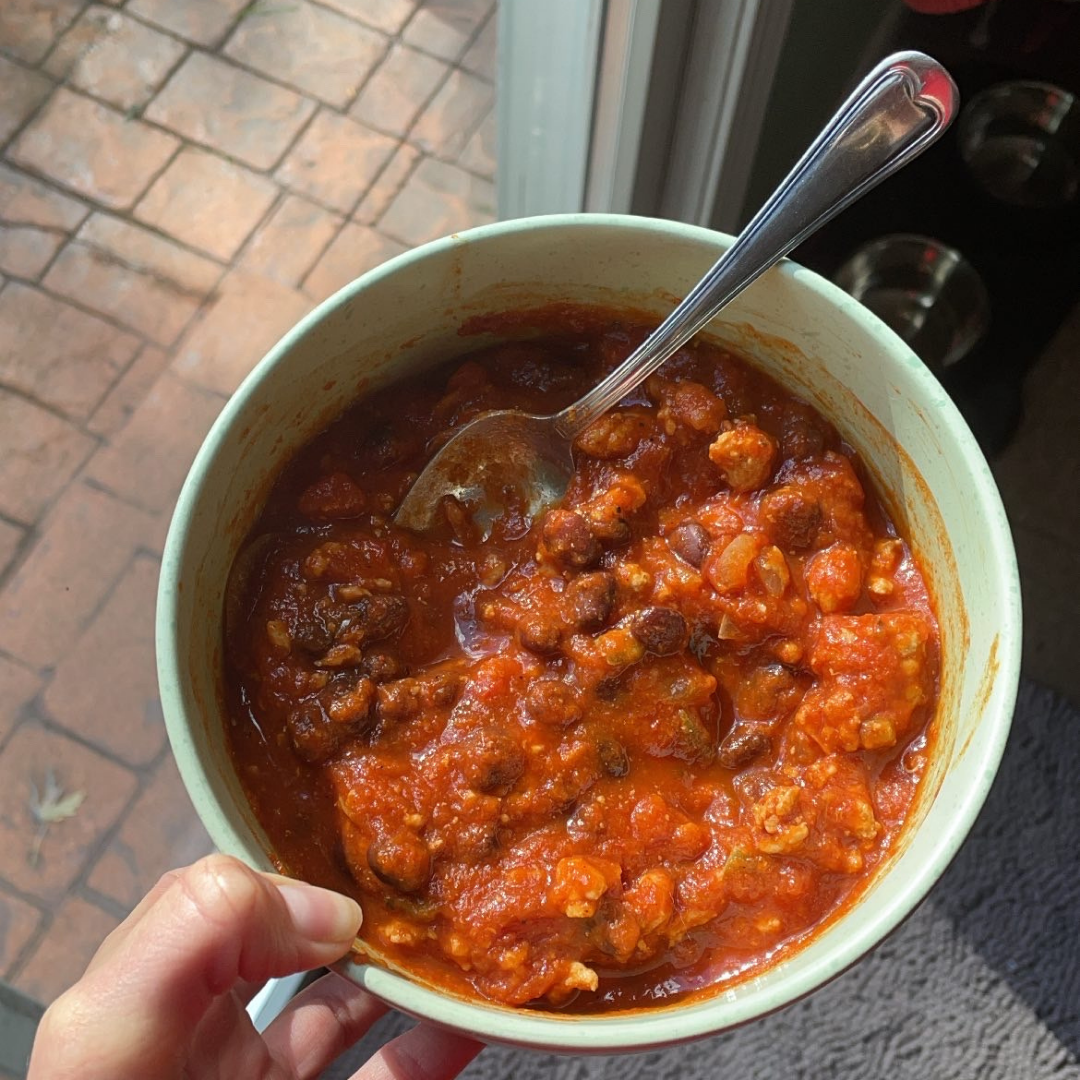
[496,0,794,227]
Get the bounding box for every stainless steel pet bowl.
[834,234,990,375]
[958,80,1080,209]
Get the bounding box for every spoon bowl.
[395,51,958,534]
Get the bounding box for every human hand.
[27,854,483,1079]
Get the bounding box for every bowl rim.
[157,212,1021,1051]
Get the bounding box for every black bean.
[524,680,582,727]
[597,738,629,778]
[630,606,688,655]
[564,571,616,631]
[718,726,772,769]
[367,832,431,893]
[668,522,710,568]
[759,487,822,551]
[360,652,407,682]
[462,726,526,795]
[541,509,601,569]
[518,613,562,656]
[340,594,409,646]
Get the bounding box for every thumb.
[30,854,362,1080]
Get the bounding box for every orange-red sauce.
[224,309,938,1011]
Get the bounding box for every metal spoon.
[395,52,958,536]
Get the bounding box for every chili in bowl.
[158,214,1020,1052]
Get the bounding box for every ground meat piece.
[630,606,688,655]
[423,670,464,708]
[286,701,343,764]
[778,402,827,460]
[805,542,863,614]
[597,738,629,777]
[338,594,409,646]
[360,652,408,682]
[518,613,562,655]
[667,522,710,568]
[563,571,616,631]
[368,832,431,893]
[795,612,934,753]
[656,379,727,435]
[575,411,653,458]
[709,421,777,493]
[524,680,582,727]
[541,509,601,569]
[719,726,772,769]
[759,486,823,550]
[462,725,526,794]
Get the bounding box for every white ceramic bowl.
[157,214,1021,1053]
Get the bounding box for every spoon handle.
[554,51,958,440]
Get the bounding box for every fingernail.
[278,883,363,944]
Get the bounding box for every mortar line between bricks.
[0,68,63,161]
[4,766,149,988]
[34,708,160,781]
[297,144,423,293]
[78,885,132,923]
[78,473,177,520]
[119,4,252,56]
[72,211,233,274]
[353,145,425,231]
[6,526,145,680]
[24,278,157,345]
[0,380,106,443]
[0,162,92,229]
[30,0,94,72]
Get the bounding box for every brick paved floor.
[0,0,495,1009]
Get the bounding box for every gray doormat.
[325,680,1080,1079]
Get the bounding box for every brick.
[44,555,166,765]
[144,52,316,171]
[0,0,83,64]
[275,109,397,214]
[0,391,97,525]
[85,372,225,515]
[0,164,88,232]
[380,157,494,247]
[171,269,313,397]
[42,242,202,346]
[352,141,420,226]
[239,193,342,287]
[458,106,495,178]
[0,56,52,144]
[349,43,448,139]
[460,11,496,81]
[0,655,39,746]
[87,754,214,910]
[0,888,43,979]
[224,0,387,109]
[44,6,187,112]
[303,222,405,301]
[87,344,169,438]
[8,89,179,211]
[134,146,278,261]
[410,67,493,160]
[0,520,25,582]
[0,223,63,278]
[12,894,121,1005]
[126,0,248,47]
[402,0,492,62]
[0,723,137,905]
[0,483,157,668]
[0,284,140,420]
[77,213,222,295]
[316,0,417,35]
